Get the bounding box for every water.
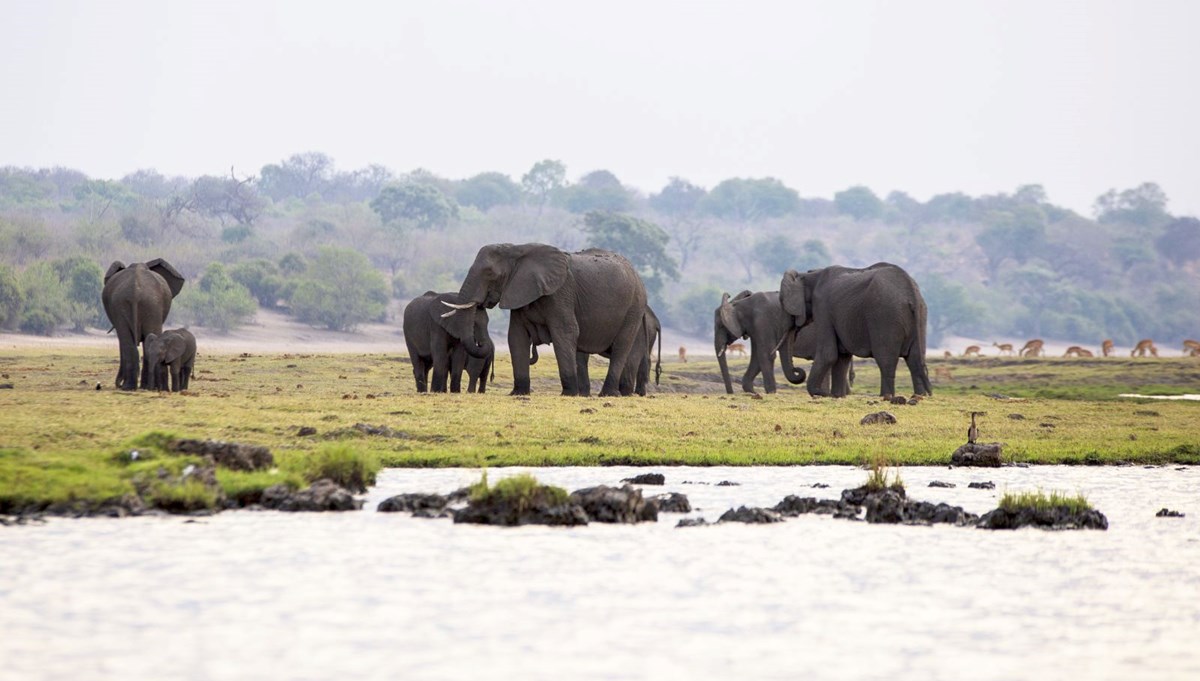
[2,465,1198,681]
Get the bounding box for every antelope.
[992,342,1015,356]
[678,346,688,363]
[1019,339,1045,357]
[962,345,981,357]
[1131,339,1158,357]
[943,350,953,359]
[726,342,747,357]
[1063,346,1093,358]
[934,366,954,382]
[1101,339,1114,357]
[1191,347,1200,357]
[1183,339,1200,355]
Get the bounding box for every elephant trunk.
[716,319,735,395]
[463,331,493,360]
[779,329,807,385]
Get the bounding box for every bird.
[967,412,980,445]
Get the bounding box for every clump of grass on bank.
[142,478,221,513]
[863,454,904,492]
[999,489,1093,514]
[288,443,379,492]
[215,469,304,506]
[469,472,568,510]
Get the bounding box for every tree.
[649,177,709,271]
[672,284,724,337]
[456,172,522,211]
[230,259,285,307]
[1093,183,1170,227]
[57,257,104,331]
[561,170,633,213]
[289,247,389,331]
[884,190,921,223]
[975,204,1047,280]
[190,170,265,226]
[921,192,975,223]
[920,274,983,345]
[0,263,24,329]
[582,211,679,309]
[521,159,567,214]
[702,178,798,222]
[1155,216,1200,267]
[258,152,334,201]
[17,261,69,335]
[370,183,459,229]
[171,263,257,333]
[834,186,884,221]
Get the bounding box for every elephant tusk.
[441,301,475,310]
[716,347,726,357]
[772,333,788,354]
[440,309,460,318]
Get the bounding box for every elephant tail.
[654,323,662,386]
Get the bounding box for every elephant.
[779,263,931,398]
[144,328,196,392]
[101,259,185,390]
[450,244,648,396]
[576,306,663,396]
[403,291,495,393]
[714,290,854,395]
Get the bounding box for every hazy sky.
[3,0,1198,216]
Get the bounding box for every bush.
[171,262,257,332]
[671,284,723,337]
[17,261,69,335]
[290,247,389,331]
[0,264,24,329]
[229,258,284,308]
[294,443,379,493]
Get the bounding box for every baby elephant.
[144,328,196,392]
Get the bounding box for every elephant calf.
[144,328,196,392]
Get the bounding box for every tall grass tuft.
[863,453,904,492]
[469,472,569,511]
[999,489,1092,514]
[296,443,380,493]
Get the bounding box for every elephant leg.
[181,363,192,390]
[430,342,450,393]
[170,363,182,392]
[411,358,429,393]
[807,350,836,397]
[905,354,932,396]
[549,326,582,396]
[508,322,533,395]
[139,342,154,390]
[449,346,466,394]
[753,344,777,394]
[114,327,139,390]
[831,355,853,397]
[875,353,900,398]
[575,352,593,397]
[597,317,639,398]
[635,355,649,396]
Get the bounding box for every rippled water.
[2,465,1198,681]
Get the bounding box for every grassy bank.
[1,348,1198,510]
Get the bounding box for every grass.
[468,472,569,509]
[999,489,1094,514]
[863,454,904,492]
[0,347,1198,509]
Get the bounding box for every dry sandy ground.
[0,309,1189,358]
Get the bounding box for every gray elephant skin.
[101,259,185,390]
[454,244,648,396]
[403,291,494,393]
[779,263,931,398]
[576,306,663,396]
[144,328,196,392]
[715,290,854,395]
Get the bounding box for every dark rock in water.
[649,492,691,513]
[454,492,588,527]
[1156,508,1185,518]
[676,517,709,528]
[716,480,740,487]
[377,493,449,513]
[860,411,897,425]
[811,482,830,489]
[296,426,317,437]
[901,500,978,526]
[968,481,995,490]
[718,506,783,524]
[261,479,362,512]
[890,395,908,405]
[864,489,907,524]
[412,508,451,519]
[570,484,657,523]
[951,442,1003,467]
[34,493,148,519]
[928,481,956,488]
[170,438,274,472]
[842,484,905,506]
[773,495,859,518]
[622,473,665,485]
[978,506,1108,530]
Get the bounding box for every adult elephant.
[576,306,662,396]
[449,244,647,396]
[779,263,931,398]
[102,259,185,390]
[403,291,494,393]
[715,290,859,395]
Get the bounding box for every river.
[2,465,1197,681]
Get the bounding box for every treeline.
[2,154,1199,346]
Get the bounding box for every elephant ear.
[732,290,753,302]
[718,293,744,339]
[499,245,570,310]
[163,336,186,364]
[104,261,127,284]
[780,270,808,324]
[146,258,185,298]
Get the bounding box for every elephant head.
[715,291,805,394]
[104,258,186,298]
[435,293,493,359]
[780,269,812,329]
[457,243,571,310]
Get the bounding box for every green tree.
[1093,183,1170,227]
[702,178,798,222]
[455,172,522,211]
[17,261,69,335]
[0,263,24,329]
[975,204,1048,280]
[172,263,257,332]
[290,247,389,331]
[561,170,633,214]
[649,177,709,271]
[370,183,459,229]
[521,159,567,214]
[1155,217,1200,267]
[57,257,105,331]
[582,211,679,309]
[920,274,983,345]
[230,259,285,308]
[834,186,884,221]
[190,172,265,227]
[258,152,334,201]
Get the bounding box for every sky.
[2,0,1198,216]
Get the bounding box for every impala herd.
[949,338,1200,358]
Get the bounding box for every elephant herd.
[100,246,933,400]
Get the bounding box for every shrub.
[17,261,69,335]
[0,264,23,329]
[289,247,389,331]
[469,472,568,510]
[295,443,379,493]
[171,262,257,332]
[863,454,904,492]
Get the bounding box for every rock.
[649,492,691,513]
[842,484,905,506]
[297,426,317,437]
[1156,508,1185,518]
[860,411,897,425]
[569,484,657,523]
[412,508,451,519]
[951,442,1003,467]
[864,489,907,523]
[676,517,709,528]
[977,506,1108,530]
[0,383,13,389]
[261,479,362,512]
[928,481,956,488]
[622,473,665,485]
[968,481,995,490]
[377,493,449,513]
[901,500,978,526]
[718,506,783,524]
[811,482,830,488]
[453,494,588,527]
[40,493,147,518]
[906,397,922,406]
[1007,413,1026,420]
[169,438,274,472]
[890,395,908,405]
[716,480,740,486]
[772,495,859,518]
[1133,410,1160,417]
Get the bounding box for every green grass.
[0,348,1198,509]
[468,472,569,509]
[863,454,904,492]
[999,489,1094,514]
